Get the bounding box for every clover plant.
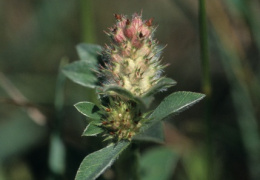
[63,13,205,180]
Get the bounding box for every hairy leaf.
[141,91,205,132]
[82,123,104,136]
[75,141,130,180]
[74,102,102,120]
[62,61,98,88]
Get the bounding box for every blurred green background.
[0,0,260,180]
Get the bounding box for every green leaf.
[141,91,205,132]
[74,102,102,120]
[62,61,98,88]
[104,85,145,106]
[75,141,130,180]
[82,123,104,136]
[140,147,179,180]
[90,120,103,126]
[76,43,102,66]
[150,91,205,121]
[142,78,177,98]
[134,122,164,143]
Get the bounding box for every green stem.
[199,0,211,95]
[80,0,95,43]
[198,0,213,179]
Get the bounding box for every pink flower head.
[102,13,163,96]
[110,13,154,45]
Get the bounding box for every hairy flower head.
[100,13,165,96]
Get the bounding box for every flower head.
[100,13,165,96]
